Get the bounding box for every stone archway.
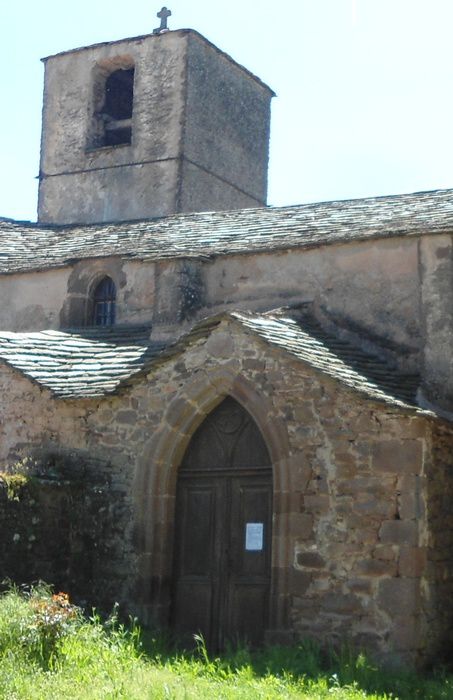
[171,395,273,649]
[133,367,293,636]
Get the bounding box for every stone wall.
[201,237,421,368]
[285,410,428,665]
[0,236,422,374]
[0,319,452,665]
[423,422,453,659]
[0,455,127,611]
[0,269,70,331]
[38,30,271,225]
[420,234,453,410]
[0,362,138,610]
[38,31,187,224]
[182,30,272,210]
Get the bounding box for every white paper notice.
[245,522,264,551]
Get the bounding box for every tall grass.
[0,585,452,699]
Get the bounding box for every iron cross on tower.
[153,6,172,34]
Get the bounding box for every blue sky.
[2,0,453,221]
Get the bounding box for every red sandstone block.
[353,559,397,577]
[338,476,393,496]
[116,409,137,425]
[293,405,316,423]
[379,520,419,546]
[397,475,425,520]
[290,513,314,540]
[377,578,420,618]
[290,568,312,594]
[372,545,397,561]
[322,592,363,615]
[398,492,421,520]
[335,463,357,479]
[352,527,380,545]
[242,359,265,371]
[388,417,429,439]
[303,494,330,514]
[389,615,422,650]
[292,465,313,491]
[296,551,325,569]
[372,440,423,475]
[347,578,373,595]
[274,491,302,514]
[398,547,427,578]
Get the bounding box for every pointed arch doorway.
[170,396,273,650]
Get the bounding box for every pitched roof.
[0,325,160,399]
[2,187,453,275]
[231,310,420,411]
[0,311,427,414]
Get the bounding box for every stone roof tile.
[0,325,160,398]
[231,310,420,410]
[0,313,427,414]
[1,187,453,274]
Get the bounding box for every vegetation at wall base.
[0,585,452,699]
[0,472,30,501]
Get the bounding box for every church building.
[1,11,453,667]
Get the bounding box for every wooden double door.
[171,397,273,650]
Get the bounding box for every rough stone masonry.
[1,315,453,667]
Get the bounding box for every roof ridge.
[6,186,453,231]
[0,310,430,414]
[229,309,423,410]
[2,187,453,275]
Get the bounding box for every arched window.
[92,277,116,326]
[100,67,134,146]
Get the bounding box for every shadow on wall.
[0,447,130,612]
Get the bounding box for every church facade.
[1,23,453,667]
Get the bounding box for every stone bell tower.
[37,15,274,225]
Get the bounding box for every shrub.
[0,472,29,500]
[0,585,81,669]
[21,590,80,667]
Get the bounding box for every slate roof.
[231,311,421,410]
[0,311,425,413]
[2,187,453,275]
[0,325,160,399]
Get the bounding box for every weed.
[20,589,80,667]
[0,472,29,501]
[0,585,453,699]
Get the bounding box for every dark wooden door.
[171,397,273,650]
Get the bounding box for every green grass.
[0,586,452,699]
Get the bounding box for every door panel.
[171,480,225,646]
[172,581,213,643]
[178,485,217,576]
[225,476,272,646]
[180,397,271,472]
[230,478,272,577]
[171,397,273,650]
[228,584,269,647]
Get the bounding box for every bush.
[0,585,81,668]
[22,590,80,667]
